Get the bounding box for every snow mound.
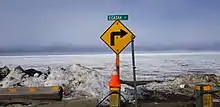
[44,64,109,100]
[0,64,109,101]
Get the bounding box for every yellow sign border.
[100,19,136,54]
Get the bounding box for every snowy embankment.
[1,64,220,104]
[0,64,110,101]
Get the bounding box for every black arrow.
[110,29,128,46]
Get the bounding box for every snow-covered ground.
[0,52,220,102]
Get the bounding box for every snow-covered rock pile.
[0,64,109,101]
[0,66,48,88]
[141,74,220,92]
[127,74,220,101]
[44,64,109,100]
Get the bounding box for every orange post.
[109,54,121,107]
[109,54,121,87]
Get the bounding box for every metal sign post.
[131,38,138,107]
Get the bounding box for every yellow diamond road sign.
[100,19,135,54]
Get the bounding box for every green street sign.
[108,15,128,21]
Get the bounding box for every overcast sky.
[0,0,220,50]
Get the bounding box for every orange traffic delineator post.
[109,54,121,107]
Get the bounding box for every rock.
[9,77,15,80]
[23,68,43,77]
[13,66,49,80]
[42,67,51,79]
[0,66,11,80]
[2,66,10,76]
[14,65,24,74]
[46,67,51,75]
[12,82,22,87]
[61,67,66,71]
[181,64,189,66]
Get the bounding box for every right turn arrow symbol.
[110,29,128,46]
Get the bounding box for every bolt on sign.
[100,19,135,54]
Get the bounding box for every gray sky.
[0,0,220,50]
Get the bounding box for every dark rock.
[22,68,43,78]
[9,77,15,80]
[46,67,51,75]
[0,66,10,80]
[43,67,51,79]
[61,67,66,71]
[92,67,105,70]
[181,64,189,66]
[15,66,48,80]
[14,65,24,72]
[12,83,22,87]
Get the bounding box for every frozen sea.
[0,51,220,101]
[0,51,220,80]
